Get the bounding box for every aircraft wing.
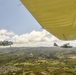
[21,0,76,40]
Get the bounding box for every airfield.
[0,47,76,75]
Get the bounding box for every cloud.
[11,30,59,47]
[0,29,14,41]
[0,35,10,41]
[0,29,14,35]
[0,29,76,47]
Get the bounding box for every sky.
[0,0,76,47]
[0,0,42,34]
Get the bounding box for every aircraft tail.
[54,43,58,46]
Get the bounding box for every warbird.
[54,43,73,48]
[0,41,13,47]
[20,0,76,47]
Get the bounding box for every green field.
[0,47,76,75]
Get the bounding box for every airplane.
[54,43,73,48]
[0,41,13,47]
[20,0,76,48]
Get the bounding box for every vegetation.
[0,47,76,75]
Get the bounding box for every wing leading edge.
[21,0,76,40]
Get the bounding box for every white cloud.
[0,29,15,41]
[0,29,14,35]
[0,35,10,41]
[0,29,76,47]
[11,30,59,47]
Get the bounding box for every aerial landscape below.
[0,47,76,75]
[0,0,76,75]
